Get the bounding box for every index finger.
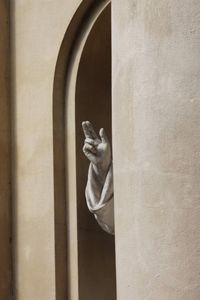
[86,121,98,139]
[82,121,93,139]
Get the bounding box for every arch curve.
[53,1,112,299]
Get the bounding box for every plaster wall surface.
[12,1,81,299]
[113,0,200,299]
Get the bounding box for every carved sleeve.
[85,163,114,235]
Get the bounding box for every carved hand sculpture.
[82,121,114,234]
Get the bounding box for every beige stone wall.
[11,0,200,299]
[0,1,12,299]
[12,1,81,299]
[113,0,200,299]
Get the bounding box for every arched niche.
[76,4,116,300]
[53,1,116,299]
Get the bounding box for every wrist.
[92,160,111,183]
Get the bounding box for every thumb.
[99,128,109,144]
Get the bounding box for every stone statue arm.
[85,163,114,234]
[82,121,114,234]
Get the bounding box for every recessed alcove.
[75,4,116,300]
[53,1,115,299]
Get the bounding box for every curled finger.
[85,138,99,147]
[83,143,97,154]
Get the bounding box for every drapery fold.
[85,163,114,234]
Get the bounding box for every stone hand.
[82,121,111,176]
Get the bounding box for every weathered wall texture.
[12,1,81,299]
[113,0,200,299]
[0,1,12,299]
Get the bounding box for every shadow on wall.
[75,4,116,300]
[53,1,115,299]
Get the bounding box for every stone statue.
[82,121,114,234]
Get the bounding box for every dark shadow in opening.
[75,4,116,300]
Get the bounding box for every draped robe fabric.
[85,163,114,234]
